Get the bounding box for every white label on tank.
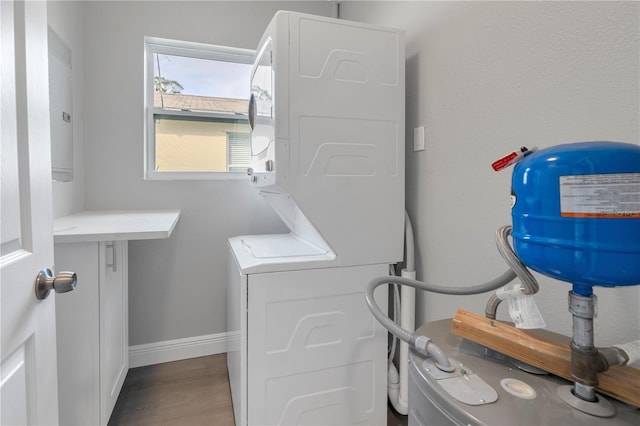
[559,173,640,218]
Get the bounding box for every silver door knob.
[35,268,77,300]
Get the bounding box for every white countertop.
[53,210,181,243]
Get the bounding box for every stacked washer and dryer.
[226,11,405,426]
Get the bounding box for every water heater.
[510,141,640,296]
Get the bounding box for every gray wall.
[340,1,639,345]
[80,1,335,345]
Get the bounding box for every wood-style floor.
[108,354,408,426]
[108,355,234,425]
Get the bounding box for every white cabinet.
[99,241,129,423]
[55,240,128,425]
[52,210,180,425]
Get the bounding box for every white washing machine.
[226,244,389,425]
[408,319,639,425]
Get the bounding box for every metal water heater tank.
[510,141,640,296]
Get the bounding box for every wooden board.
[451,309,640,408]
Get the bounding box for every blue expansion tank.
[510,141,640,296]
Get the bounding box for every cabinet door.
[55,242,101,425]
[99,240,129,424]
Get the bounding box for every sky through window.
[154,54,251,100]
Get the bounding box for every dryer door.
[249,39,274,169]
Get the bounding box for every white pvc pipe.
[397,268,416,414]
[387,211,417,415]
[393,211,416,415]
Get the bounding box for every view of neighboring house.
[153,93,250,173]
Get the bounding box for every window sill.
[144,171,250,181]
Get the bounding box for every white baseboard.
[129,331,237,368]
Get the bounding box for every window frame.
[144,36,254,180]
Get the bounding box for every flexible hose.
[486,225,540,319]
[388,283,400,361]
[365,268,517,370]
[404,211,415,272]
[365,224,539,370]
[495,225,538,294]
[365,270,517,344]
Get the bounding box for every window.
[144,37,254,179]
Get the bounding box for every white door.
[1,0,59,424]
